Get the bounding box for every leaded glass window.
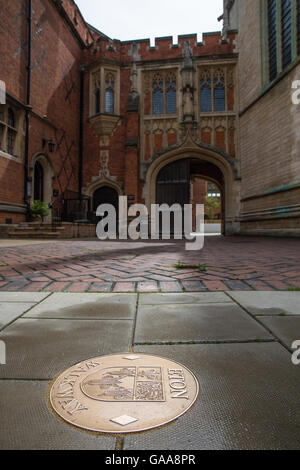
[200,79,212,112]
[297,0,300,55]
[153,80,164,115]
[281,0,292,69]
[105,73,115,114]
[268,0,278,81]
[7,129,15,155]
[166,76,177,114]
[214,77,225,112]
[7,108,15,128]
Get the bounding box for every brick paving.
[0,237,299,293]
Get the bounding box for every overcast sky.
[75,0,224,45]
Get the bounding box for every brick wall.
[237,0,300,234]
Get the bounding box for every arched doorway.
[93,186,119,224]
[34,161,44,201]
[31,154,54,207]
[155,158,225,235]
[145,139,240,235]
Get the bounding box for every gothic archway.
[34,161,44,202]
[144,137,240,235]
[30,153,54,206]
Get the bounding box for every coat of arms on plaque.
[81,366,165,402]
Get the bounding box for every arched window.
[153,79,164,115]
[200,78,212,112]
[166,76,177,114]
[105,74,115,114]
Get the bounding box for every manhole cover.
[49,353,199,434]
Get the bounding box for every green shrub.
[30,200,50,220]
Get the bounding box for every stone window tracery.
[144,71,177,115]
[90,68,119,117]
[200,68,226,112]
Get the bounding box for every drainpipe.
[79,66,84,203]
[24,0,32,220]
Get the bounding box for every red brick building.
[0,0,299,236]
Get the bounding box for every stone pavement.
[0,290,299,450]
[0,236,299,293]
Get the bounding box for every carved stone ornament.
[89,113,120,137]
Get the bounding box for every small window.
[105,89,114,113]
[105,75,115,114]
[0,105,19,156]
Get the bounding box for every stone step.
[14,226,65,231]
[8,231,60,239]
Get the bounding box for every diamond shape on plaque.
[122,355,141,361]
[110,415,138,426]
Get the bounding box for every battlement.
[87,30,237,64]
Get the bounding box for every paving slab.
[0,381,115,450]
[0,302,36,329]
[0,318,133,379]
[139,292,232,305]
[23,293,137,320]
[228,291,300,315]
[135,303,273,344]
[123,343,300,450]
[259,316,300,350]
[0,292,49,302]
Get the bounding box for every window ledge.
[144,114,177,120]
[0,150,22,163]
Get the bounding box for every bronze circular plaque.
[49,353,199,434]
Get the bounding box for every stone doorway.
[155,158,225,235]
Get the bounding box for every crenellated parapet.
[84,31,237,65]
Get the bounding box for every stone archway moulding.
[142,133,241,233]
[83,176,124,198]
[29,152,54,206]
